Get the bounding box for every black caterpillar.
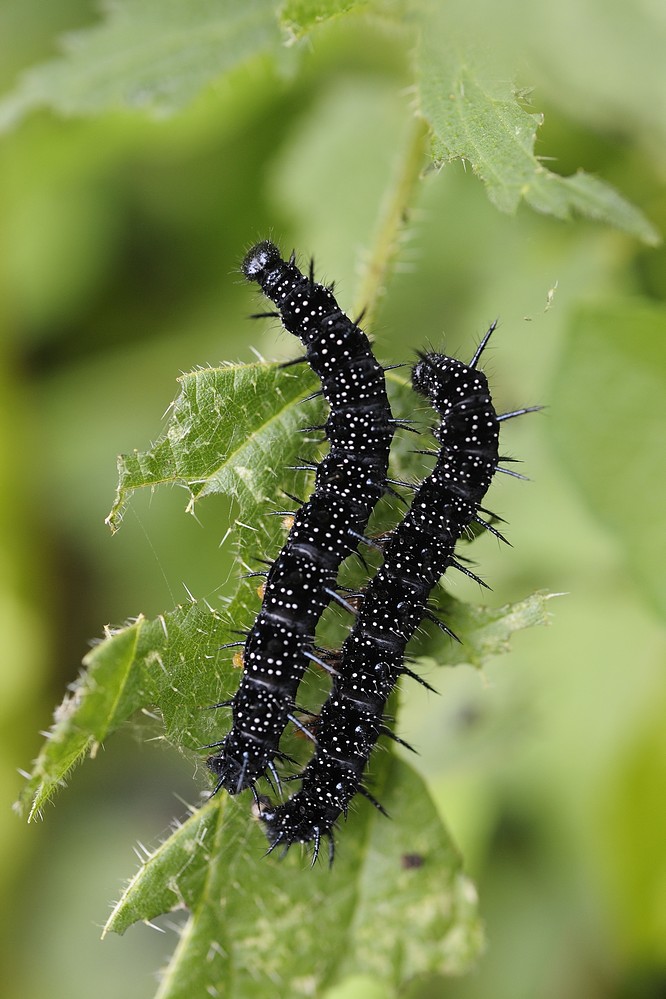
[259,324,538,863]
[205,241,396,797]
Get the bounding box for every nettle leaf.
[15,364,425,820]
[19,606,216,821]
[17,355,549,991]
[104,760,483,996]
[0,0,280,129]
[19,361,321,819]
[415,24,660,245]
[107,361,321,526]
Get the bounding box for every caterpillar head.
[412,352,490,418]
[242,240,282,281]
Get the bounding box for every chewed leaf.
[105,757,483,995]
[16,345,547,993]
[415,25,660,244]
[18,619,144,820]
[19,360,322,819]
[19,358,551,821]
[107,361,321,529]
[16,603,226,820]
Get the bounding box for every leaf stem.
[353,115,429,323]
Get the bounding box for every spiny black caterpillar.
[205,241,398,798]
[259,323,540,863]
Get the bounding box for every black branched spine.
[259,330,508,863]
[206,241,394,797]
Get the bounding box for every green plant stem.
[353,116,428,323]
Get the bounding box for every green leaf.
[422,591,556,669]
[18,359,551,818]
[16,605,213,819]
[549,299,666,621]
[18,361,406,821]
[19,360,320,819]
[107,360,320,526]
[0,0,280,130]
[18,356,548,991]
[17,580,549,824]
[105,758,483,996]
[415,24,660,244]
[17,619,141,820]
[1,0,655,246]
[280,0,368,40]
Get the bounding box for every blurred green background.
[1,2,664,998]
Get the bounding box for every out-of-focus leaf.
[105,757,483,996]
[0,0,280,130]
[1,0,655,248]
[549,299,666,620]
[597,688,666,962]
[269,81,420,317]
[417,591,555,669]
[0,341,50,884]
[415,22,660,245]
[280,0,367,40]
